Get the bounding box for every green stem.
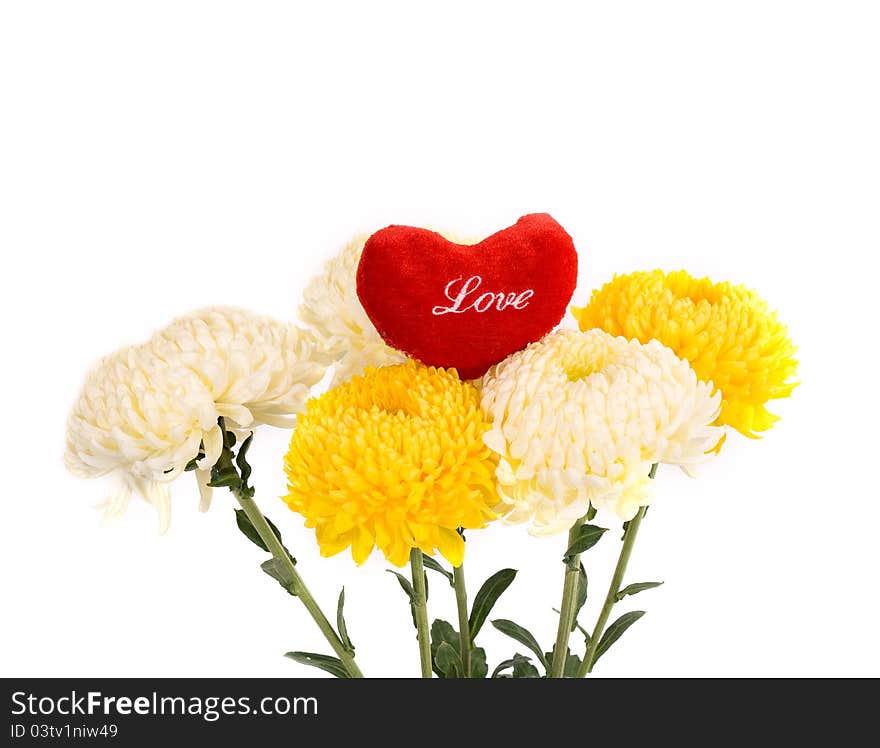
[235,490,364,678]
[453,563,471,678]
[410,549,433,678]
[577,464,656,677]
[550,516,587,677]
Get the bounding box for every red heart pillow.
[356,213,578,379]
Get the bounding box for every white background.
[2,1,878,678]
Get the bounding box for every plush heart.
[356,213,578,379]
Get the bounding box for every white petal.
[198,423,223,469]
[150,483,172,534]
[195,469,213,512]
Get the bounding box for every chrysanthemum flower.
[571,270,798,438]
[65,345,218,533]
[480,329,722,532]
[150,307,325,430]
[65,307,325,531]
[298,235,407,384]
[283,362,498,566]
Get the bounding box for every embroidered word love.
[432,275,534,316]
[356,213,578,379]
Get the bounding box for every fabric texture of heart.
[356,213,578,379]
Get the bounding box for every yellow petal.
[436,528,465,567]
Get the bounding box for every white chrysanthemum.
[480,329,722,533]
[65,307,326,532]
[298,235,406,384]
[64,345,218,533]
[150,307,325,430]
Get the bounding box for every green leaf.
[434,641,462,678]
[263,516,284,544]
[616,582,663,601]
[513,657,541,678]
[430,619,458,677]
[546,645,583,678]
[468,568,517,643]
[260,558,297,595]
[221,421,236,448]
[427,617,488,678]
[594,611,646,664]
[337,587,354,653]
[235,432,254,495]
[491,656,519,678]
[563,524,608,563]
[428,619,485,677]
[430,619,458,650]
[284,651,350,678]
[234,509,287,555]
[207,420,236,484]
[235,509,266,550]
[564,651,583,677]
[422,556,454,586]
[492,654,539,679]
[208,464,239,489]
[571,563,588,632]
[574,620,591,647]
[389,570,429,629]
[490,619,549,671]
[387,568,428,602]
[469,646,489,678]
[386,570,414,601]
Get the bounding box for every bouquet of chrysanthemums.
[65,214,797,678]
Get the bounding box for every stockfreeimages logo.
[10,691,318,722]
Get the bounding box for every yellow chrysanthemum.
[572,270,798,438]
[283,363,498,566]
